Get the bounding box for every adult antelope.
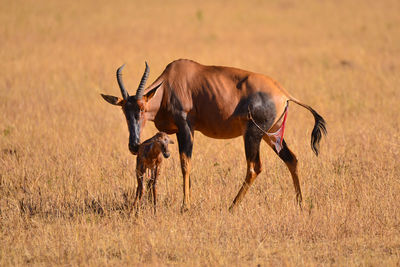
[101,59,326,211]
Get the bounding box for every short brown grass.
[1,0,400,265]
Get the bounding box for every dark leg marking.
[176,122,194,212]
[265,138,302,206]
[230,92,277,211]
[229,124,264,211]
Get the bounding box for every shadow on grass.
[17,188,139,219]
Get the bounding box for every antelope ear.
[101,94,125,106]
[144,82,163,102]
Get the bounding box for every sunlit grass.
[1,0,399,265]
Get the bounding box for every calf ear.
[101,94,125,106]
[168,138,175,144]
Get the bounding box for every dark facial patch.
[124,97,144,153]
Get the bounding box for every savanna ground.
[1,0,400,265]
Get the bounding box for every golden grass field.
[1,0,400,265]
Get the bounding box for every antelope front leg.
[176,122,194,212]
[179,153,192,212]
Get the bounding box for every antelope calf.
[133,132,174,214]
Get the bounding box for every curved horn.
[116,64,129,100]
[135,61,150,99]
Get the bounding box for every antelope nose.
[129,143,139,155]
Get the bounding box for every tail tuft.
[309,109,327,156]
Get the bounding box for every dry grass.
[1,0,400,265]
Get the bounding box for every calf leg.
[146,170,155,204]
[263,137,302,205]
[229,125,263,211]
[151,166,160,214]
[133,168,145,215]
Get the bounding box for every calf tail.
[288,99,327,156]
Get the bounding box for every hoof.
[228,205,235,213]
[180,205,190,213]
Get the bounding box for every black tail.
[289,100,327,156]
[308,108,327,156]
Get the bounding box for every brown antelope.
[134,132,174,214]
[101,59,327,212]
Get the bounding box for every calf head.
[101,63,162,155]
[153,132,175,158]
